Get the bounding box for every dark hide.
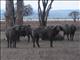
[61,24,76,41]
[6,27,18,48]
[5,25,33,48]
[32,25,61,48]
[16,25,33,42]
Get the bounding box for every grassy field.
[1,21,80,60]
[1,30,80,60]
[0,20,80,30]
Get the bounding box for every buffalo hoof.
[33,45,35,48]
[13,46,16,48]
[28,40,30,43]
[50,45,53,47]
[7,46,9,48]
[38,46,40,48]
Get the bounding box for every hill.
[0,9,80,20]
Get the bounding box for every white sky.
[1,1,80,11]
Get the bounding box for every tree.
[38,0,54,27]
[6,0,15,28]
[69,11,80,22]
[15,4,33,20]
[16,0,23,25]
[23,4,33,16]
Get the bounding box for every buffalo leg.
[30,34,33,42]
[63,33,66,40]
[32,37,36,47]
[67,34,69,40]
[7,37,10,48]
[10,40,12,48]
[7,37,9,48]
[7,40,10,48]
[70,33,74,41]
[17,36,20,42]
[27,35,30,42]
[50,41,53,47]
[13,40,16,48]
[50,38,53,47]
[72,35,74,41]
[36,37,40,48]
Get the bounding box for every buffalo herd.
[5,24,77,48]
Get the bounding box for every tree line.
[5,0,80,28]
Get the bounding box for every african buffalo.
[18,25,32,42]
[5,26,19,48]
[16,25,33,42]
[32,25,62,48]
[6,25,33,48]
[25,25,33,42]
[61,24,76,41]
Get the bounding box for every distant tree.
[38,0,54,27]
[15,4,33,21]
[23,4,33,16]
[69,11,80,22]
[6,0,15,28]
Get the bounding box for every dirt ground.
[1,31,80,60]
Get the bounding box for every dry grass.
[1,31,80,60]
[0,20,80,30]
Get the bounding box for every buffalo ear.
[52,26,57,30]
[59,26,63,31]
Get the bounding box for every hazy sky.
[1,1,80,11]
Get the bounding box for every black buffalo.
[6,25,33,48]
[5,26,19,48]
[61,24,76,41]
[32,25,62,48]
[16,25,33,42]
